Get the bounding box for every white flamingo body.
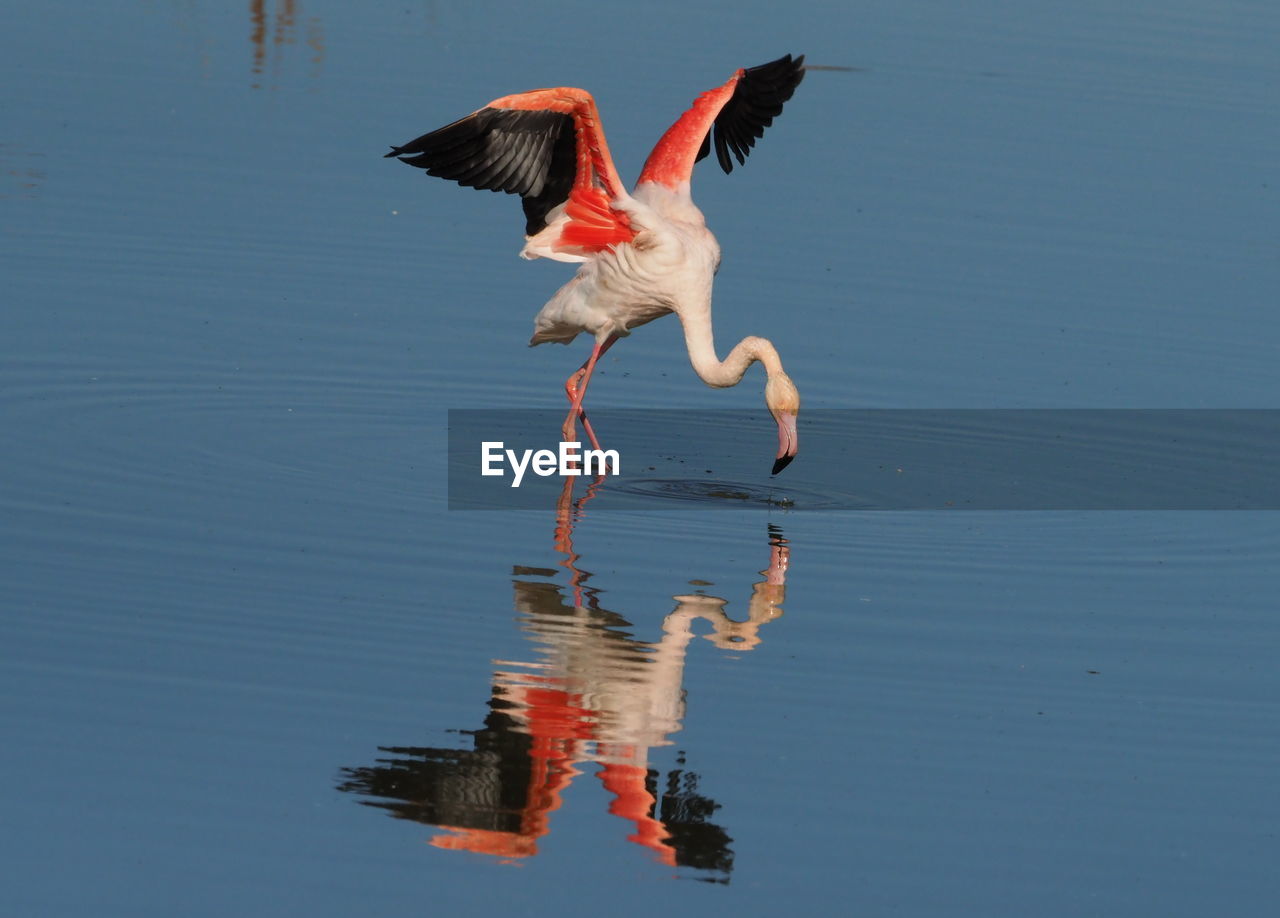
[388,55,805,472]
[530,183,716,346]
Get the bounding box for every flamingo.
[386,54,805,473]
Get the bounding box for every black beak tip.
[771,454,795,476]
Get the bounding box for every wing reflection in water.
[337,478,791,883]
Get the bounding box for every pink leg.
[563,368,599,450]
[562,335,618,450]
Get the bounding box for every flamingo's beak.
[772,410,798,475]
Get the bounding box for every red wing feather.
[558,186,635,250]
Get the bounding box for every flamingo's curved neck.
[636,72,741,189]
[679,308,783,388]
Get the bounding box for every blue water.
[3,1,1278,915]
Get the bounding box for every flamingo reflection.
[337,481,790,882]
[249,0,324,89]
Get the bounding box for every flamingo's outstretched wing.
[386,89,635,261]
[636,54,806,188]
[695,54,806,174]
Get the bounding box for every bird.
[386,54,805,473]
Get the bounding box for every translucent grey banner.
[448,410,1280,510]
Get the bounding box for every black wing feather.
[519,122,577,237]
[696,53,806,174]
[385,108,576,235]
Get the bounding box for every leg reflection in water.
[337,477,791,883]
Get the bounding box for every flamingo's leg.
[563,369,594,448]
[561,334,619,450]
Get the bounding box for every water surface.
[3,1,1278,915]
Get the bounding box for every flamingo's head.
[765,372,800,474]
